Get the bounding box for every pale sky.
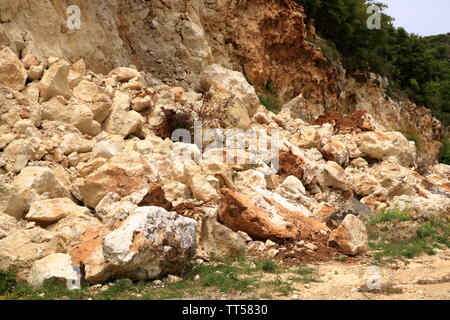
[380,0,450,36]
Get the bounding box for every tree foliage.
[295,0,450,125]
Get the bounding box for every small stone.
[267,248,280,258]
[304,243,318,251]
[265,239,277,248]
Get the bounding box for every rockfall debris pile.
[0,46,449,287]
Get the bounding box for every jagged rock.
[324,198,376,229]
[73,80,100,102]
[0,46,27,91]
[319,136,350,167]
[0,213,20,240]
[386,195,448,220]
[200,90,251,130]
[424,164,450,195]
[102,109,144,137]
[2,138,46,172]
[328,214,368,255]
[200,64,260,117]
[355,131,416,167]
[218,189,329,242]
[276,175,306,196]
[0,182,27,218]
[194,207,246,259]
[76,151,155,208]
[182,160,219,202]
[60,133,95,155]
[345,167,380,197]
[27,253,80,287]
[290,126,318,149]
[108,67,143,83]
[162,180,193,205]
[94,192,138,224]
[25,198,91,224]
[72,206,196,283]
[0,228,65,280]
[38,59,72,102]
[91,138,124,160]
[317,161,348,191]
[46,214,102,248]
[42,97,101,136]
[68,59,86,89]
[28,65,44,81]
[234,169,267,191]
[11,167,72,217]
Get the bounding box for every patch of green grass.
[288,265,320,284]
[292,266,316,276]
[266,278,293,295]
[6,278,87,300]
[96,279,135,300]
[367,209,413,226]
[140,280,190,300]
[0,270,16,296]
[254,259,279,274]
[258,94,281,113]
[369,217,450,262]
[188,262,257,293]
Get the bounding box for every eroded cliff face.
[0,0,443,160]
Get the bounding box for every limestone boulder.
[26,198,91,224]
[0,46,27,91]
[0,182,27,218]
[72,206,196,283]
[38,59,72,102]
[218,189,329,242]
[0,228,65,280]
[182,160,219,202]
[11,167,72,217]
[27,253,80,288]
[196,208,246,259]
[200,64,260,117]
[0,212,21,240]
[355,131,416,167]
[46,214,102,249]
[76,151,155,208]
[328,214,368,256]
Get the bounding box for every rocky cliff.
[0,0,448,287]
[0,0,443,158]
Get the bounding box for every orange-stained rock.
[218,188,329,242]
[71,225,116,283]
[76,151,155,208]
[278,149,305,180]
[328,214,368,256]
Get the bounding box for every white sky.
[380,0,450,36]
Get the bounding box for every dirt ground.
[265,248,450,300]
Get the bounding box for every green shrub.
[439,136,450,165]
[258,95,281,113]
[0,270,16,295]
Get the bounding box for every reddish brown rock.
[218,189,329,242]
[278,149,305,180]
